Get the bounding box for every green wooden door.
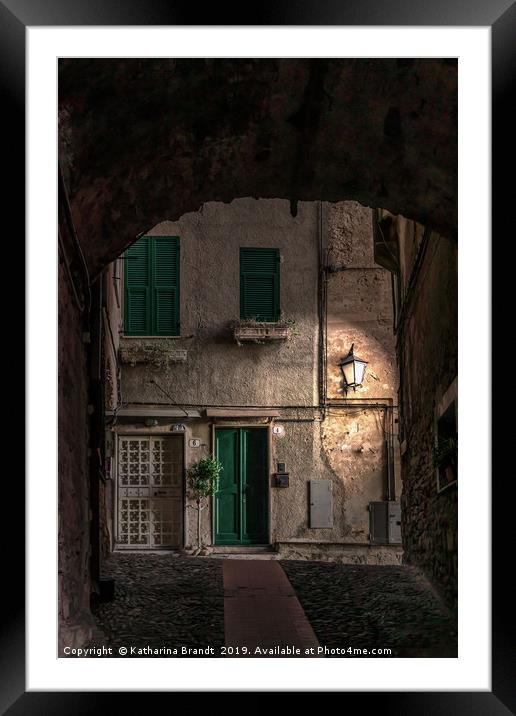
[214,428,268,545]
[214,428,240,544]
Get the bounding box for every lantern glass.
[342,361,356,386]
[354,360,367,386]
[339,344,368,390]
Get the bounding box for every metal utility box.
[310,480,333,528]
[273,473,290,488]
[388,502,402,543]
[369,501,402,544]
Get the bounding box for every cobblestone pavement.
[281,561,457,657]
[88,553,224,657]
[85,554,457,658]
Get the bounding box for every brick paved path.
[84,554,457,658]
[223,560,320,657]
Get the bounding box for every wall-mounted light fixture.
[144,418,159,427]
[338,343,368,393]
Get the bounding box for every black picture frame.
[5,0,511,711]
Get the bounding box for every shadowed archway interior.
[59,58,457,276]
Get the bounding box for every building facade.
[101,199,402,562]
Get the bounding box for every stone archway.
[57,58,457,648]
[59,58,456,276]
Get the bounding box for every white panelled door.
[116,435,183,549]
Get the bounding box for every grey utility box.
[310,480,333,528]
[369,501,402,544]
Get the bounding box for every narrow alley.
[57,59,458,668]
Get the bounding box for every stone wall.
[59,58,457,277]
[377,213,458,606]
[58,244,94,649]
[99,263,123,558]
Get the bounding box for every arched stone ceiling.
[58,58,457,277]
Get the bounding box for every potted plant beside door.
[187,456,223,555]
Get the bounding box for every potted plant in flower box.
[434,436,458,488]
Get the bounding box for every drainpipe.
[317,201,328,417]
[383,401,396,501]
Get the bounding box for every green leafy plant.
[434,436,458,489]
[187,457,223,551]
[433,436,458,469]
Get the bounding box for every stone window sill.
[233,322,291,345]
[121,335,193,340]
[119,337,188,367]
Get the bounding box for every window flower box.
[233,321,291,345]
[119,338,187,367]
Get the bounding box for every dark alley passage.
[57,58,458,662]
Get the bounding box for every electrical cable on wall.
[149,379,190,417]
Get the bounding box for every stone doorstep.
[211,545,275,554]
[209,545,279,560]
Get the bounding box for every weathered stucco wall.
[105,200,400,560]
[322,202,401,526]
[325,204,397,402]
[121,198,319,407]
[315,202,400,549]
[269,413,398,553]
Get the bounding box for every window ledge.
[121,335,193,340]
[119,338,187,367]
[233,321,291,345]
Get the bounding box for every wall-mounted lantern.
[338,343,368,393]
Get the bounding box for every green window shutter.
[240,248,280,321]
[124,236,151,335]
[124,235,180,336]
[152,236,180,335]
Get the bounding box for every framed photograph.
[5,0,510,708]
